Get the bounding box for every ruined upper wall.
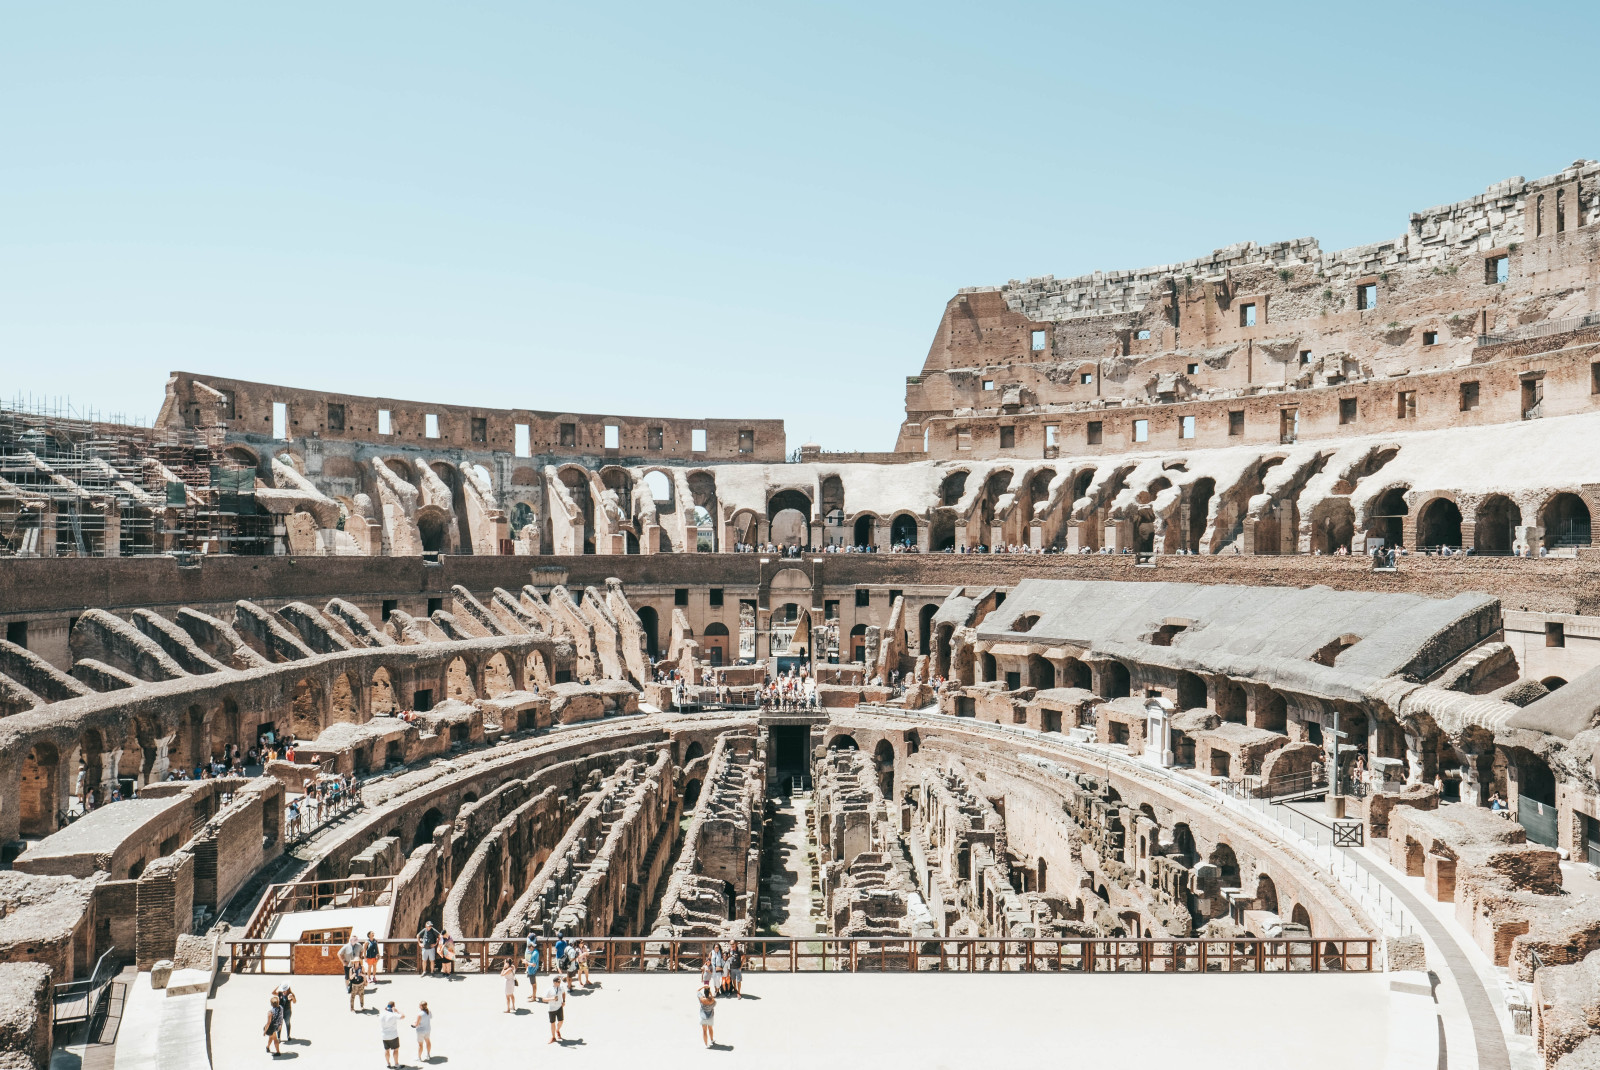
[159,372,787,464]
[900,160,1600,450]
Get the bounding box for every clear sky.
[4,2,1599,451]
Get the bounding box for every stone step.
[165,968,212,997]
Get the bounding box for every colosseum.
[9,161,1600,1068]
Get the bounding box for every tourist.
[501,958,518,1012]
[346,959,367,1012]
[439,930,456,976]
[418,920,440,975]
[697,983,716,1048]
[263,994,284,1056]
[379,1002,403,1068]
[524,935,542,1002]
[364,930,381,979]
[340,932,362,972]
[729,941,743,998]
[273,982,297,1040]
[546,974,566,1044]
[553,932,568,969]
[412,1001,432,1062]
[575,939,591,986]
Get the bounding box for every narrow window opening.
[674,588,689,607]
[1228,410,1244,436]
[561,423,578,448]
[514,423,531,457]
[1030,329,1046,352]
[999,426,1015,449]
[855,588,870,608]
[1133,419,1149,443]
[327,403,345,433]
[1135,329,1151,341]
[1339,398,1357,424]
[1356,284,1377,311]
[956,428,972,451]
[709,588,724,607]
[378,409,392,435]
[738,429,754,454]
[1459,382,1480,411]
[982,379,994,391]
[1045,425,1058,448]
[604,424,620,449]
[1240,303,1257,327]
[648,426,664,450]
[1547,622,1566,648]
[1186,363,1199,375]
[1179,416,1195,440]
[425,413,440,439]
[1486,255,1509,284]
[1397,391,1416,420]
[1299,350,1312,365]
[471,417,487,443]
[691,428,707,452]
[1080,372,1094,385]
[272,402,288,440]
[1087,421,1103,445]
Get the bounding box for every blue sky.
[3,2,1599,450]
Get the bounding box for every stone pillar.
[1029,521,1043,550]
[955,523,968,549]
[1459,748,1487,806]
[989,523,1004,550]
[917,522,931,554]
[756,610,771,660]
[811,522,825,550]
[1404,730,1425,786]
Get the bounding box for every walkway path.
[762,790,816,936]
[211,971,1392,1070]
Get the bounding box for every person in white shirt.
[546,975,566,1044]
[379,1002,403,1067]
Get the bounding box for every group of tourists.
[758,667,816,710]
[497,931,594,1043]
[284,772,359,838]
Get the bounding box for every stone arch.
[940,470,969,506]
[1174,671,1206,710]
[525,650,551,688]
[850,623,868,663]
[684,741,705,763]
[290,678,323,738]
[929,510,957,552]
[1366,485,1410,548]
[557,465,596,555]
[1214,678,1247,724]
[1207,842,1240,887]
[447,656,475,701]
[637,606,660,658]
[483,653,515,698]
[1542,675,1568,691]
[413,807,445,851]
[828,734,859,750]
[852,514,876,549]
[371,667,397,715]
[1254,873,1279,914]
[683,779,703,808]
[1290,903,1311,930]
[729,509,759,547]
[873,738,895,797]
[1103,661,1131,699]
[1541,492,1592,551]
[1310,498,1355,555]
[1255,690,1288,733]
[329,672,359,724]
[21,742,61,837]
[416,506,452,554]
[819,475,845,515]
[1474,495,1521,555]
[701,621,730,666]
[890,513,918,548]
[429,460,473,552]
[918,604,938,655]
[1028,654,1055,689]
[1416,495,1463,550]
[1060,657,1091,690]
[384,457,418,485]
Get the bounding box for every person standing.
[263,994,284,1056]
[273,983,297,1040]
[710,943,724,995]
[697,984,716,1048]
[379,1001,403,1068]
[418,921,440,976]
[346,960,367,1012]
[575,940,591,987]
[546,975,566,1044]
[365,930,381,981]
[729,942,743,999]
[439,931,456,977]
[524,936,541,1003]
[339,933,362,973]
[412,1001,432,1062]
[501,958,518,1013]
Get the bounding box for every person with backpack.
[417,920,440,976]
[729,942,743,998]
[346,960,367,1012]
[697,983,716,1048]
[272,983,297,1040]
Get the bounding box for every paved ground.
[211,971,1391,1070]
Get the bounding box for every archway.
[1290,903,1312,931]
[930,512,956,552]
[526,650,551,688]
[1542,493,1592,551]
[1208,842,1240,888]
[1175,671,1206,710]
[1061,657,1091,690]
[684,741,705,764]
[890,514,918,548]
[853,515,874,549]
[371,667,397,715]
[21,743,60,837]
[1312,499,1355,555]
[1029,654,1056,689]
[447,657,475,701]
[413,807,445,851]
[768,489,813,548]
[1104,661,1130,699]
[683,779,703,808]
[850,624,867,663]
[329,673,358,723]
[873,739,895,797]
[637,606,660,659]
[416,508,450,554]
[1187,478,1215,553]
[1474,495,1521,555]
[1254,874,1279,914]
[1367,486,1409,548]
[483,653,514,698]
[1416,497,1462,550]
[1255,690,1287,733]
[918,604,937,655]
[828,734,859,750]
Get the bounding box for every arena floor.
[210,969,1397,1070]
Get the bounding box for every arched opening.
[1060,657,1091,690]
[558,467,596,555]
[1542,492,1592,551]
[1290,903,1312,931]
[768,490,813,548]
[1416,497,1463,550]
[290,678,322,738]
[1029,655,1055,689]
[430,461,473,554]
[828,734,859,750]
[730,510,758,548]
[873,739,895,797]
[21,743,60,837]
[940,471,968,506]
[702,621,730,666]
[643,470,673,510]
[683,779,703,808]
[1214,678,1247,724]
[1312,499,1355,555]
[930,511,956,552]
[853,515,875,549]
[329,673,358,723]
[1254,874,1279,915]
[416,508,450,554]
[1187,478,1215,553]
[981,652,997,683]
[1474,495,1521,555]
[77,728,106,808]
[446,657,475,701]
[850,624,867,663]
[526,650,551,688]
[1255,690,1287,733]
[890,514,918,548]
[637,606,660,659]
[1541,675,1568,691]
[1103,661,1130,699]
[483,653,515,698]
[918,604,937,655]
[509,502,536,539]
[413,807,445,851]
[1367,486,1409,549]
[371,667,397,715]
[1134,508,1157,554]
[688,471,719,553]
[684,741,705,764]
[1208,842,1240,888]
[1175,671,1206,710]
[935,623,956,679]
[820,476,845,516]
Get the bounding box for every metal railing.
[53,946,120,1025]
[1478,310,1600,347]
[226,935,1375,975]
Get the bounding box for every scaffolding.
[0,396,273,558]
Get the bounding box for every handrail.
[52,945,119,1024]
[225,934,1375,975]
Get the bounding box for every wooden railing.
[227,935,1375,976]
[232,875,397,973]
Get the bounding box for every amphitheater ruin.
[11,161,1600,1067]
